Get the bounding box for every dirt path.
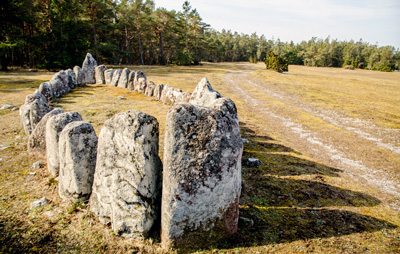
[224,69,400,209]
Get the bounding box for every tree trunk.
[138,31,144,65]
[1,53,8,71]
[125,24,131,64]
[159,31,166,65]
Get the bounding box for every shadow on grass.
[210,122,394,250]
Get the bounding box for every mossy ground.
[0,63,399,253]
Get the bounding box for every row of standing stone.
[19,53,243,249]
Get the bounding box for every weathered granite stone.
[117,68,130,88]
[160,85,185,104]
[58,121,98,202]
[66,69,77,89]
[38,82,53,100]
[28,108,64,155]
[134,71,147,93]
[144,81,156,97]
[90,110,162,239]
[127,71,136,91]
[95,65,107,84]
[110,69,122,87]
[82,53,98,84]
[46,112,83,177]
[243,158,262,167]
[104,69,114,86]
[30,197,48,209]
[189,78,221,107]
[32,161,45,169]
[50,71,70,97]
[20,91,52,135]
[161,103,243,248]
[74,66,86,86]
[1,104,15,110]
[177,92,192,103]
[153,84,164,100]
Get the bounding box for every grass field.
[0,63,399,253]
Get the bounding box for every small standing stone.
[66,69,78,89]
[111,69,122,87]
[117,68,130,88]
[105,69,114,86]
[145,81,156,97]
[153,84,164,100]
[95,65,107,84]
[58,121,98,202]
[127,71,136,91]
[134,71,147,93]
[74,66,86,86]
[46,112,83,177]
[38,82,53,100]
[82,53,98,84]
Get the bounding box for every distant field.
[0,64,399,253]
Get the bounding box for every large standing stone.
[110,69,122,87]
[104,69,114,86]
[189,78,221,107]
[66,69,77,89]
[127,71,136,91]
[50,71,70,98]
[95,65,107,84]
[82,53,98,84]
[153,84,164,100]
[161,103,243,248]
[38,82,53,100]
[46,112,83,177]
[28,108,64,156]
[59,121,98,202]
[144,81,156,97]
[134,71,147,93]
[117,68,130,88]
[19,91,52,135]
[74,66,86,86]
[90,110,162,239]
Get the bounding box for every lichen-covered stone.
[105,69,114,86]
[50,71,70,97]
[160,85,185,105]
[66,69,78,89]
[153,84,164,100]
[59,121,98,202]
[28,108,64,156]
[20,91,52,135]
[90,110,162,239]
[134,71,147,93]
[38,82,53,100]
[189,78,221,107]
[145,81,156,97]
[161,103,243,248]
[95,65,107,84]
[117,68,130,88]
[110,69,122,87]
[127,71,136,91]
[74,66,85,86]
[82,53,98,84]
[46,112,83,177]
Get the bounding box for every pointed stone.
[82,53,98,84]
[117,68,130,88]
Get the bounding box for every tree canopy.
[0,0,399,71]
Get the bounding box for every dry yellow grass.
[0,63,399,253]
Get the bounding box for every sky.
[155,0,400,49]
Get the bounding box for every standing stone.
[82,53,98,84]
[117,68,130,88]
[19,91,52,135]
[176,92,192,103]
[46,112,83,177]
[59,121,98,202]
[189,78,221,107]
[145,81,156,97]
[127,71,136,91]
[161,103,243,248]
[95,65,107,84]
[28,108,64,156]
[134,71,147,93]
[50,71,70,97]
[90,110,162,239]
[153,84,164,100]
[74,66,86,86]
[104,69,114,86]
[110,69,122,87]
[66,69,78,89]
[38,82,53,100]
[160,85,185,105]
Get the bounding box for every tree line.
[1,0,399,71]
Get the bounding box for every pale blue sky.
[155,0,400,49]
